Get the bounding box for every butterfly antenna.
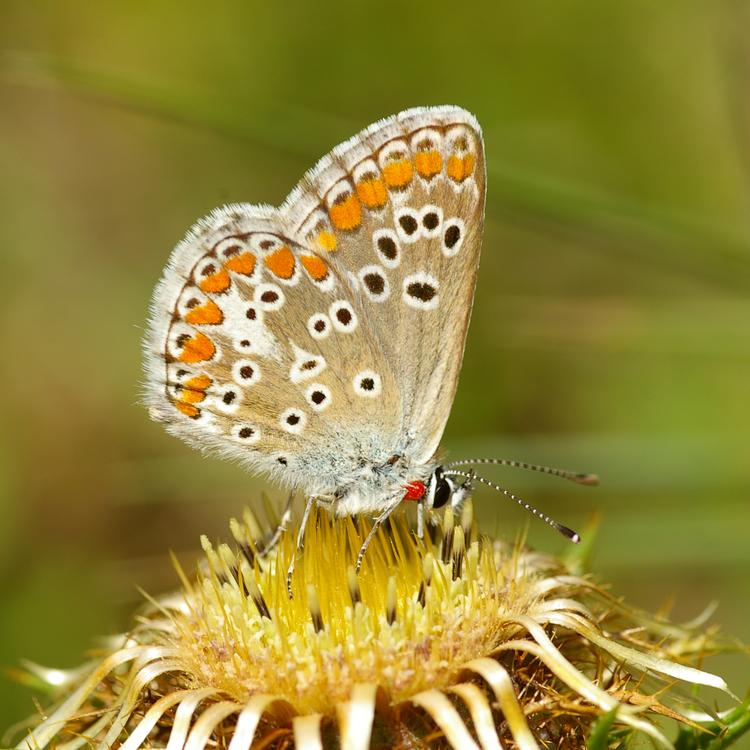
[445,458,598,486]
[443,470,581,544]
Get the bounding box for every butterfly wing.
[288,106,485,464]
[143,106,484,495]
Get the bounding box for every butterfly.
[143,105,595,589]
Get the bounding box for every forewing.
[286,106,485,463]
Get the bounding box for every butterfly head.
[403,465,470,510]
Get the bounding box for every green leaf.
[587,706,621,750]
[562,511,601,575]
[675,702,750,750]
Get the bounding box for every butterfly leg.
[261,491,295,557]
[286,495,317,598]
[355,497,403,573]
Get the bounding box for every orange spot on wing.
[224,251,256,276]
[175,401,200,418]
[415,150,443,179]
[356,178,387,209]
[263,245,296,280]
[382,159,413,189]
[300,254,329,281]
[447,154,476,182]
[178,332,216,363]
[329,193,362,231]
[199,268,231,293]
[180,388,206,404]
[316,231,337,252]
[184,299,223,325]
[185,374,212,391]
[178,374,211,404]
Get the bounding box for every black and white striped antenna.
[443,468,582,543]
[446,457,598,486]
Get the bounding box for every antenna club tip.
[558,524,581,544]
[576,473,600,486]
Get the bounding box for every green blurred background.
[1,0,748,741]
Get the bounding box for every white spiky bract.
[13,501,732,750]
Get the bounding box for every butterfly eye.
[432,478,452,508]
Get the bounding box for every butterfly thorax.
[269,427,436,515]
[329,453,438,516]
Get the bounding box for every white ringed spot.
[215,385,242,414]
[358,264,390,302]
[353,370,382,398]
[329,300,358,333]
[442,218,465,257]
[305,383,332,412]
[307,313,331,340]
[231,423,261,444]
[394,207,421,244]
[279,407,307,434]
[249,233,284,253]
[419,204,444,239]
[372,228,401,269]
[231,359,261,386]
[290,346,327,383]
[254,283,285,311]
[403,272,439,310]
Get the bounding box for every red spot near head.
[403,480,427,501]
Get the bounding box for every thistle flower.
[9,501,742,750]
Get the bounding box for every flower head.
[12,501,737,750]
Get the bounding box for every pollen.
[263,245,296,279]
